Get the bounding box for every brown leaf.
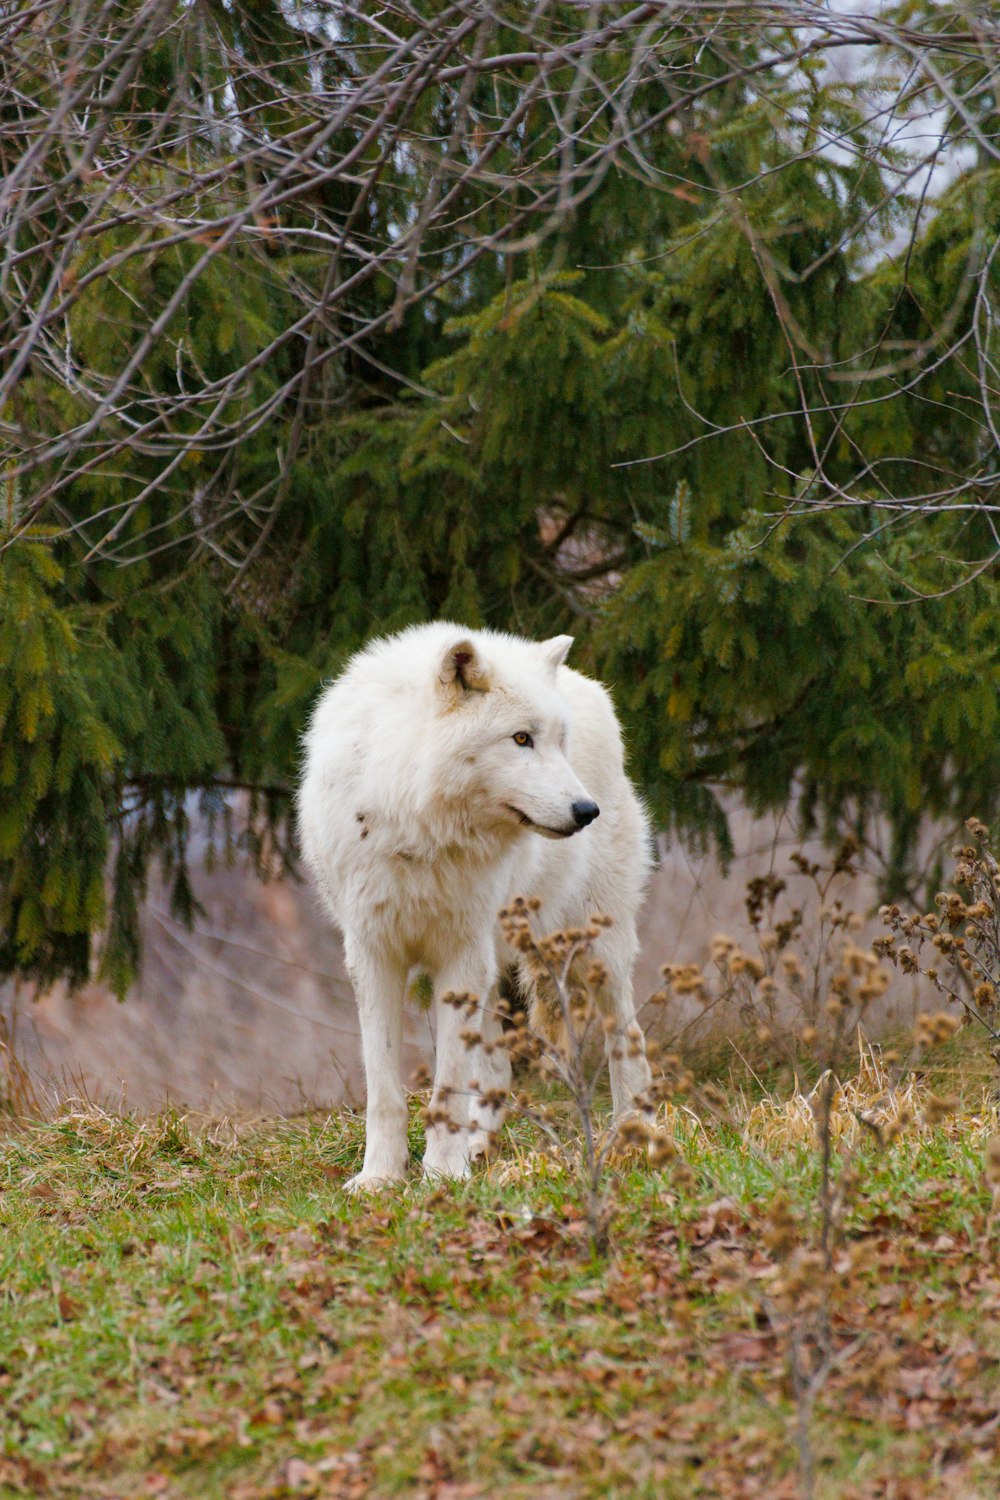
[57,1291,81,1321]
[717,1332,775,1366]
[283,1457,320,1489]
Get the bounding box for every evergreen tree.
[2,2,999,988]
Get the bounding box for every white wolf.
[298,622,652,1189]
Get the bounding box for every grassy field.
[1,1038,998,1500]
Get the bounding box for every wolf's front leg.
[606,1015,653,1121]
[595,932,653,1120]
[468,991,512,1161]
[345,944,409,1191]
[424,952,496,1180]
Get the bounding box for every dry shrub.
[650,837,892,1063]
[877,816,1000,1085]
[454,897,686,1256]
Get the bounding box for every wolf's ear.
[539,635,574,674]
[438,637,491,697]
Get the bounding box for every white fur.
[297,622,652,1189]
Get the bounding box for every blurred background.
[4,802,928,1111]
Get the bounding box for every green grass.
[0,1068,998,1500]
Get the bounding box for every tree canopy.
[2,0,1000,992]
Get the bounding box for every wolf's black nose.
[571,800,600,828]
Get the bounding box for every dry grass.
[485,1097,706,1186]
[738,1036,1000,1152]
[0,1012,39,1122]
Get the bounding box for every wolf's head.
[433,632,599,840]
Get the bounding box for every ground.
[0,1040,997,1500]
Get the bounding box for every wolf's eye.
[513,732,534,748]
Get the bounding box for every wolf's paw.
[468,1126,500,1161]
[421,1150,472,1182]
[611,1101,656,1131]
[344,1168,406,1194]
